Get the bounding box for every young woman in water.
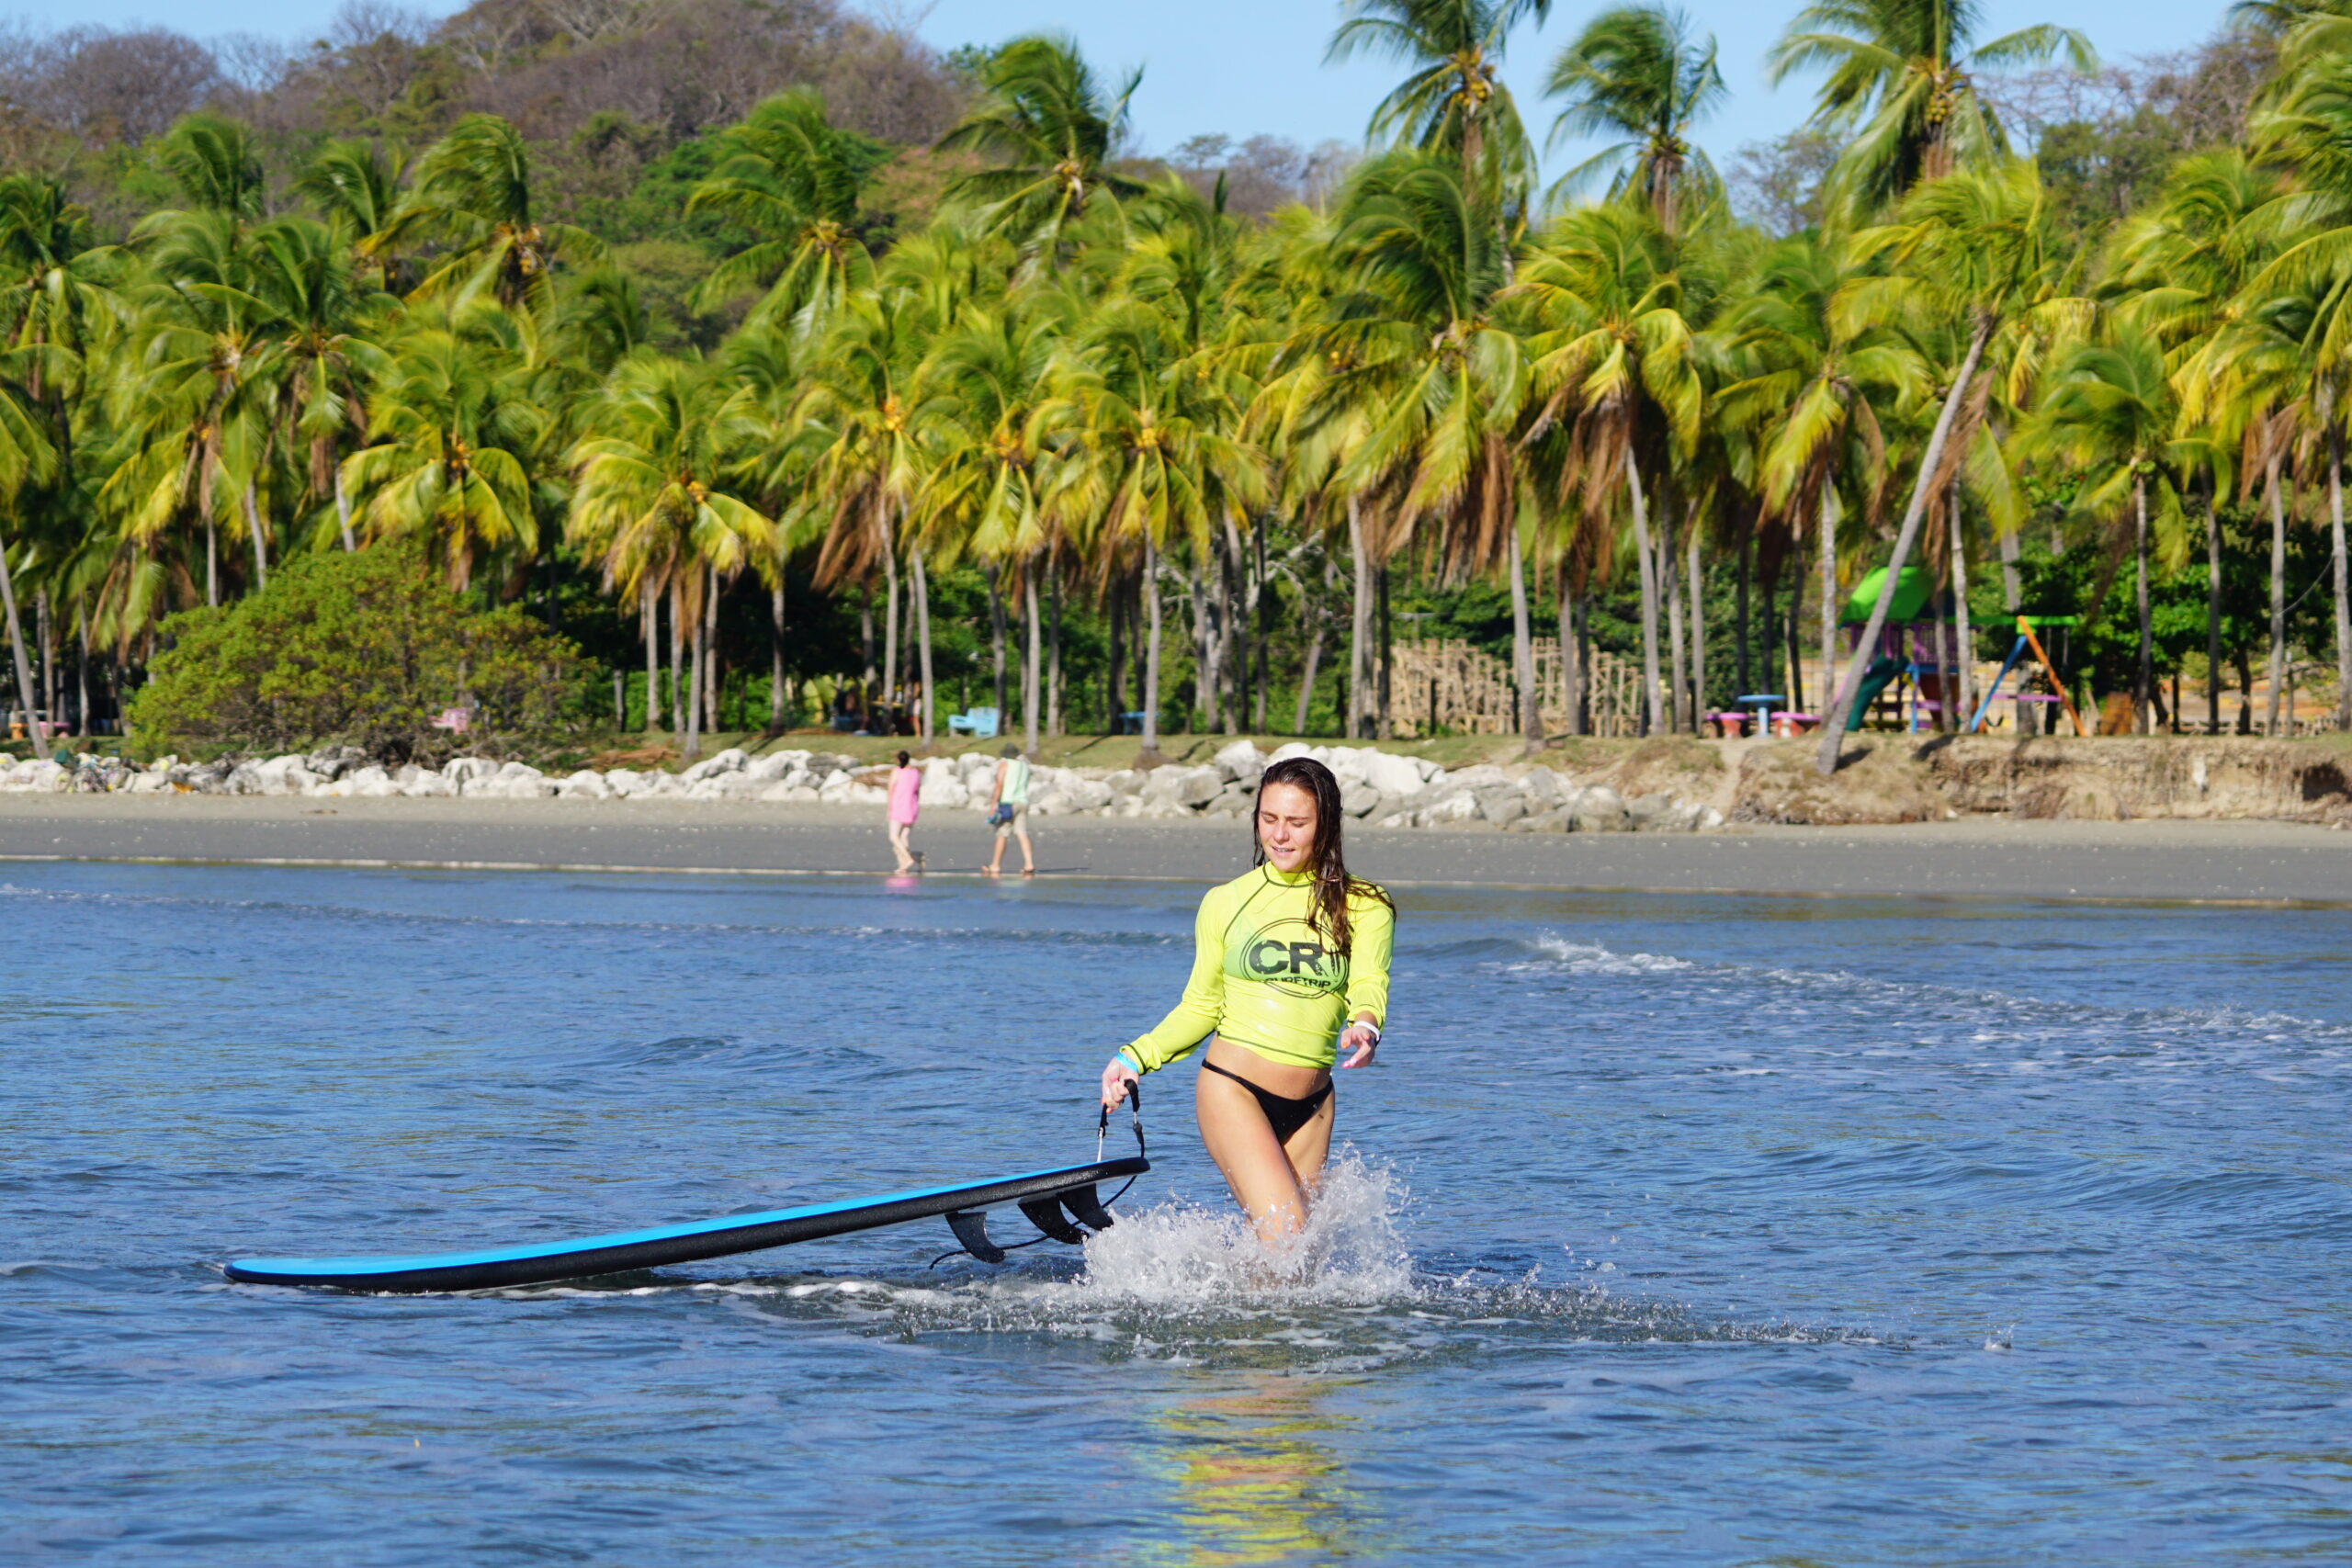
[1098,757,1393,1244]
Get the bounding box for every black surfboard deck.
[224,1156,1148,1292]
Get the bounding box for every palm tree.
[295,139,408,291]
[1769,0,2094,226]
[2109,152,2280,733]
[1513,202,1704,735]
[688,90,875,337]
[1544,5,1725,235]
[243,216,390,551]
[568,355,777,759]
[1329,0,1556,214]
[1319,152,1539,746]
[1814,159,2081,773]
[340,301,547,589]
[155,113,267,221]
[2015,325,2180,730]
[936,36,1148,268]
[910,291,1078,755]
[0,375,54,729]
[0,174,108,406]
[395,116,600,309]
[797,288,926,732]
[102,209,278,604]
[1719,234,1925,731]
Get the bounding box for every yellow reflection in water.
[1140,1373,1380,1567]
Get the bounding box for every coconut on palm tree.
[1769,0,2095,227]
[1544,4,1726,236]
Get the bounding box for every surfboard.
[223,1155,1149,1292]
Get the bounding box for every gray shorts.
[993,801,1028,839]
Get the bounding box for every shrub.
[127,547,588,764]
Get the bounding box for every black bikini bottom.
[1200,1058,1333,1142]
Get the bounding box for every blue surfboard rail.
[224,1155,1149,1292]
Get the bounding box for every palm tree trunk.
[1295,593,1325,736]
[1687,530,1707,730]
[1558,564,1586,737]
[2205,492,2222,736]
[1736,524,1752,696]
[335,468,356,551]
[882,552,900,705]
[1348,498,1374,739]
[242,484,269,591]
[912,548,935,742]
[1508,524,1542,752]
[683,574,705,761]
[1817,321,1993,774]
[1142,536,1164,756]
[2332,419,2352,732]
[1623,454,1666,735]
[1819,493,1839,725]
[1223,519,1248,733]
[987,567,1007,718]
[770,580,788,728]
[1663,513,1688,731]
[670,578,685,732]
[1023,567,1042,757]
[2267,457,2288,737]
[0,527,35,740]
[1047,553,1063,737]
[2134,471,2154,734]
[38,592,54,739]
[643,579,662,731]
[206,518,219,608]
[1254,526,1271,732]
[703,570,720,734]
[1106,574,1125,734]
[1377,564,1393,738]
[1950,485,1975,731]
[74,597,89,739]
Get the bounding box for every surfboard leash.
[927,1085,1149,1269]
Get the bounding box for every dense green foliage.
[4,0,2351,769]
[128,547,586,761]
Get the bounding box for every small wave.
[1497,933,1696,976]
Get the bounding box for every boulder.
[680,747,748,784]
[1475,787,1527,825]
[1103,768,1144,796]
[1057,778,1114,812]
[1508,809,1569,833]
[444,756,497,786]
[1565,784,1630,832]
[918,764,971,808]
[1340,779,1383,818]
[1421,790,1479,824]
[557,771,612,800]
[746,750,808,784]
[758,782,821,804]
[1213,739,1267,783]
[1143,765,1221,809]
[400,769,456,798]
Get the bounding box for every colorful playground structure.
[1835,565,2087,736]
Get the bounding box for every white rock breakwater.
[0,739,1724,833]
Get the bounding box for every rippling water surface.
[4,863,2349,1564]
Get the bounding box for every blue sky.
[28,0,2233,173]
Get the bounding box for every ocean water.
[3,862,2349,1564]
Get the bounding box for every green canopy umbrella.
[1841,564,1936,626]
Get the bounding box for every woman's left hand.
[1338,1022,1380,1069]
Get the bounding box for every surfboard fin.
[1019,1196,1087,1245]
[1059,1185,1116,1233]
[945,1210,1005,1264]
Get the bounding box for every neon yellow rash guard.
[1119,864,1393,1075]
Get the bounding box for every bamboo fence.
[1390,638,1644,738]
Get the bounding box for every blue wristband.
[1116,1046,1144,1073]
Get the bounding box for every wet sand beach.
[2,794,2346,905]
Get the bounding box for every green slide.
[1846,656,1905,731]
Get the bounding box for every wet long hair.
[1251,757,1394,955]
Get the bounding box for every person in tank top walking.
[983,744,1035,878]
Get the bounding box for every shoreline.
[6,795,2350,906]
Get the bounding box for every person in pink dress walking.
[886,750,924,874]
